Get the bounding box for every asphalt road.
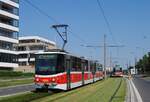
[133,76,150,102]
[0,84,34,96]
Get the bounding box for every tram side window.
[90,62,93,72]
[57,54,65,73]
[90,62,96,73]
[77,58,81,71]
[71,57,76,71]
[84,60,88,71]
[71,57,82,71]
[71,57,78,71]
[94,63,96,72]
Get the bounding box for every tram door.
[81,61,85,85]
[66,59,71,90]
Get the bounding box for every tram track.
[32,79,112,102]
[0,78,125,102]
[30,81,103,102]
[109,78,122,102]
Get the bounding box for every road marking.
[130,80,143,102]
[129,80,136,102]
[126,79,143,102]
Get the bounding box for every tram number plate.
[43,79,49,83]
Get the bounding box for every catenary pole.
[104,34,107,79]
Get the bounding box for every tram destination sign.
[37,54,57,59]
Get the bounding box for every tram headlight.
[52,78,56,82]
[36,78,39,82]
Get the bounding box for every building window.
[18,46,26,51]
[0,15,19,27]
[0,2,19,15]
[30,45,44,50]
[0,28,18,39]
[0,41,15,50]
[19,39,35,43]
[0,53,17,63]
[19,54,28,58]
[19,62,26,66]
[13,19,19,27]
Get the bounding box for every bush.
[0,71,34,77]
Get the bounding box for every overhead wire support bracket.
[52,24,69,50]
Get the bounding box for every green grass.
[0,79,33,88]
[32,78,126,102]
[0,92,50,102]
[0,71,34,80]
[0,78,126,102]
[112,78,126,102]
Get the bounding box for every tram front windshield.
[35,54,65,75]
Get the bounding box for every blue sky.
[20,0,150,68]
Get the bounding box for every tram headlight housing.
[52,78,56,82]
[36,78,40,82]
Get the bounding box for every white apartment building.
[17,36,56,72]
[0,0,19,70]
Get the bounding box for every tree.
[135,53,150,75]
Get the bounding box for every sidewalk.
[126,78,143,102]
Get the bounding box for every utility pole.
[81,34,124,79]
[109,52,112,72]
[104,34,107,79]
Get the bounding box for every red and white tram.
[34,50,104,90]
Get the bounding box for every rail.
[109,78,123,102]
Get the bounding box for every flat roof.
[19,36,56,45]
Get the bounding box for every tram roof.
[36,50,90,60]
[36,49,98,62]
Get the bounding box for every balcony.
[0,62,18,68]
[0,9,19,20]
[0,15,19,31]
[0,22,19,32]
[0,48,18,54]
[0,51,18,68]
[0,28,18,39]
[0,1,19,16]
[0,0,19,8]
[0,35,18,44]
[10,0,19,4]
[0,14,19,26]
[0,40,18,52]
